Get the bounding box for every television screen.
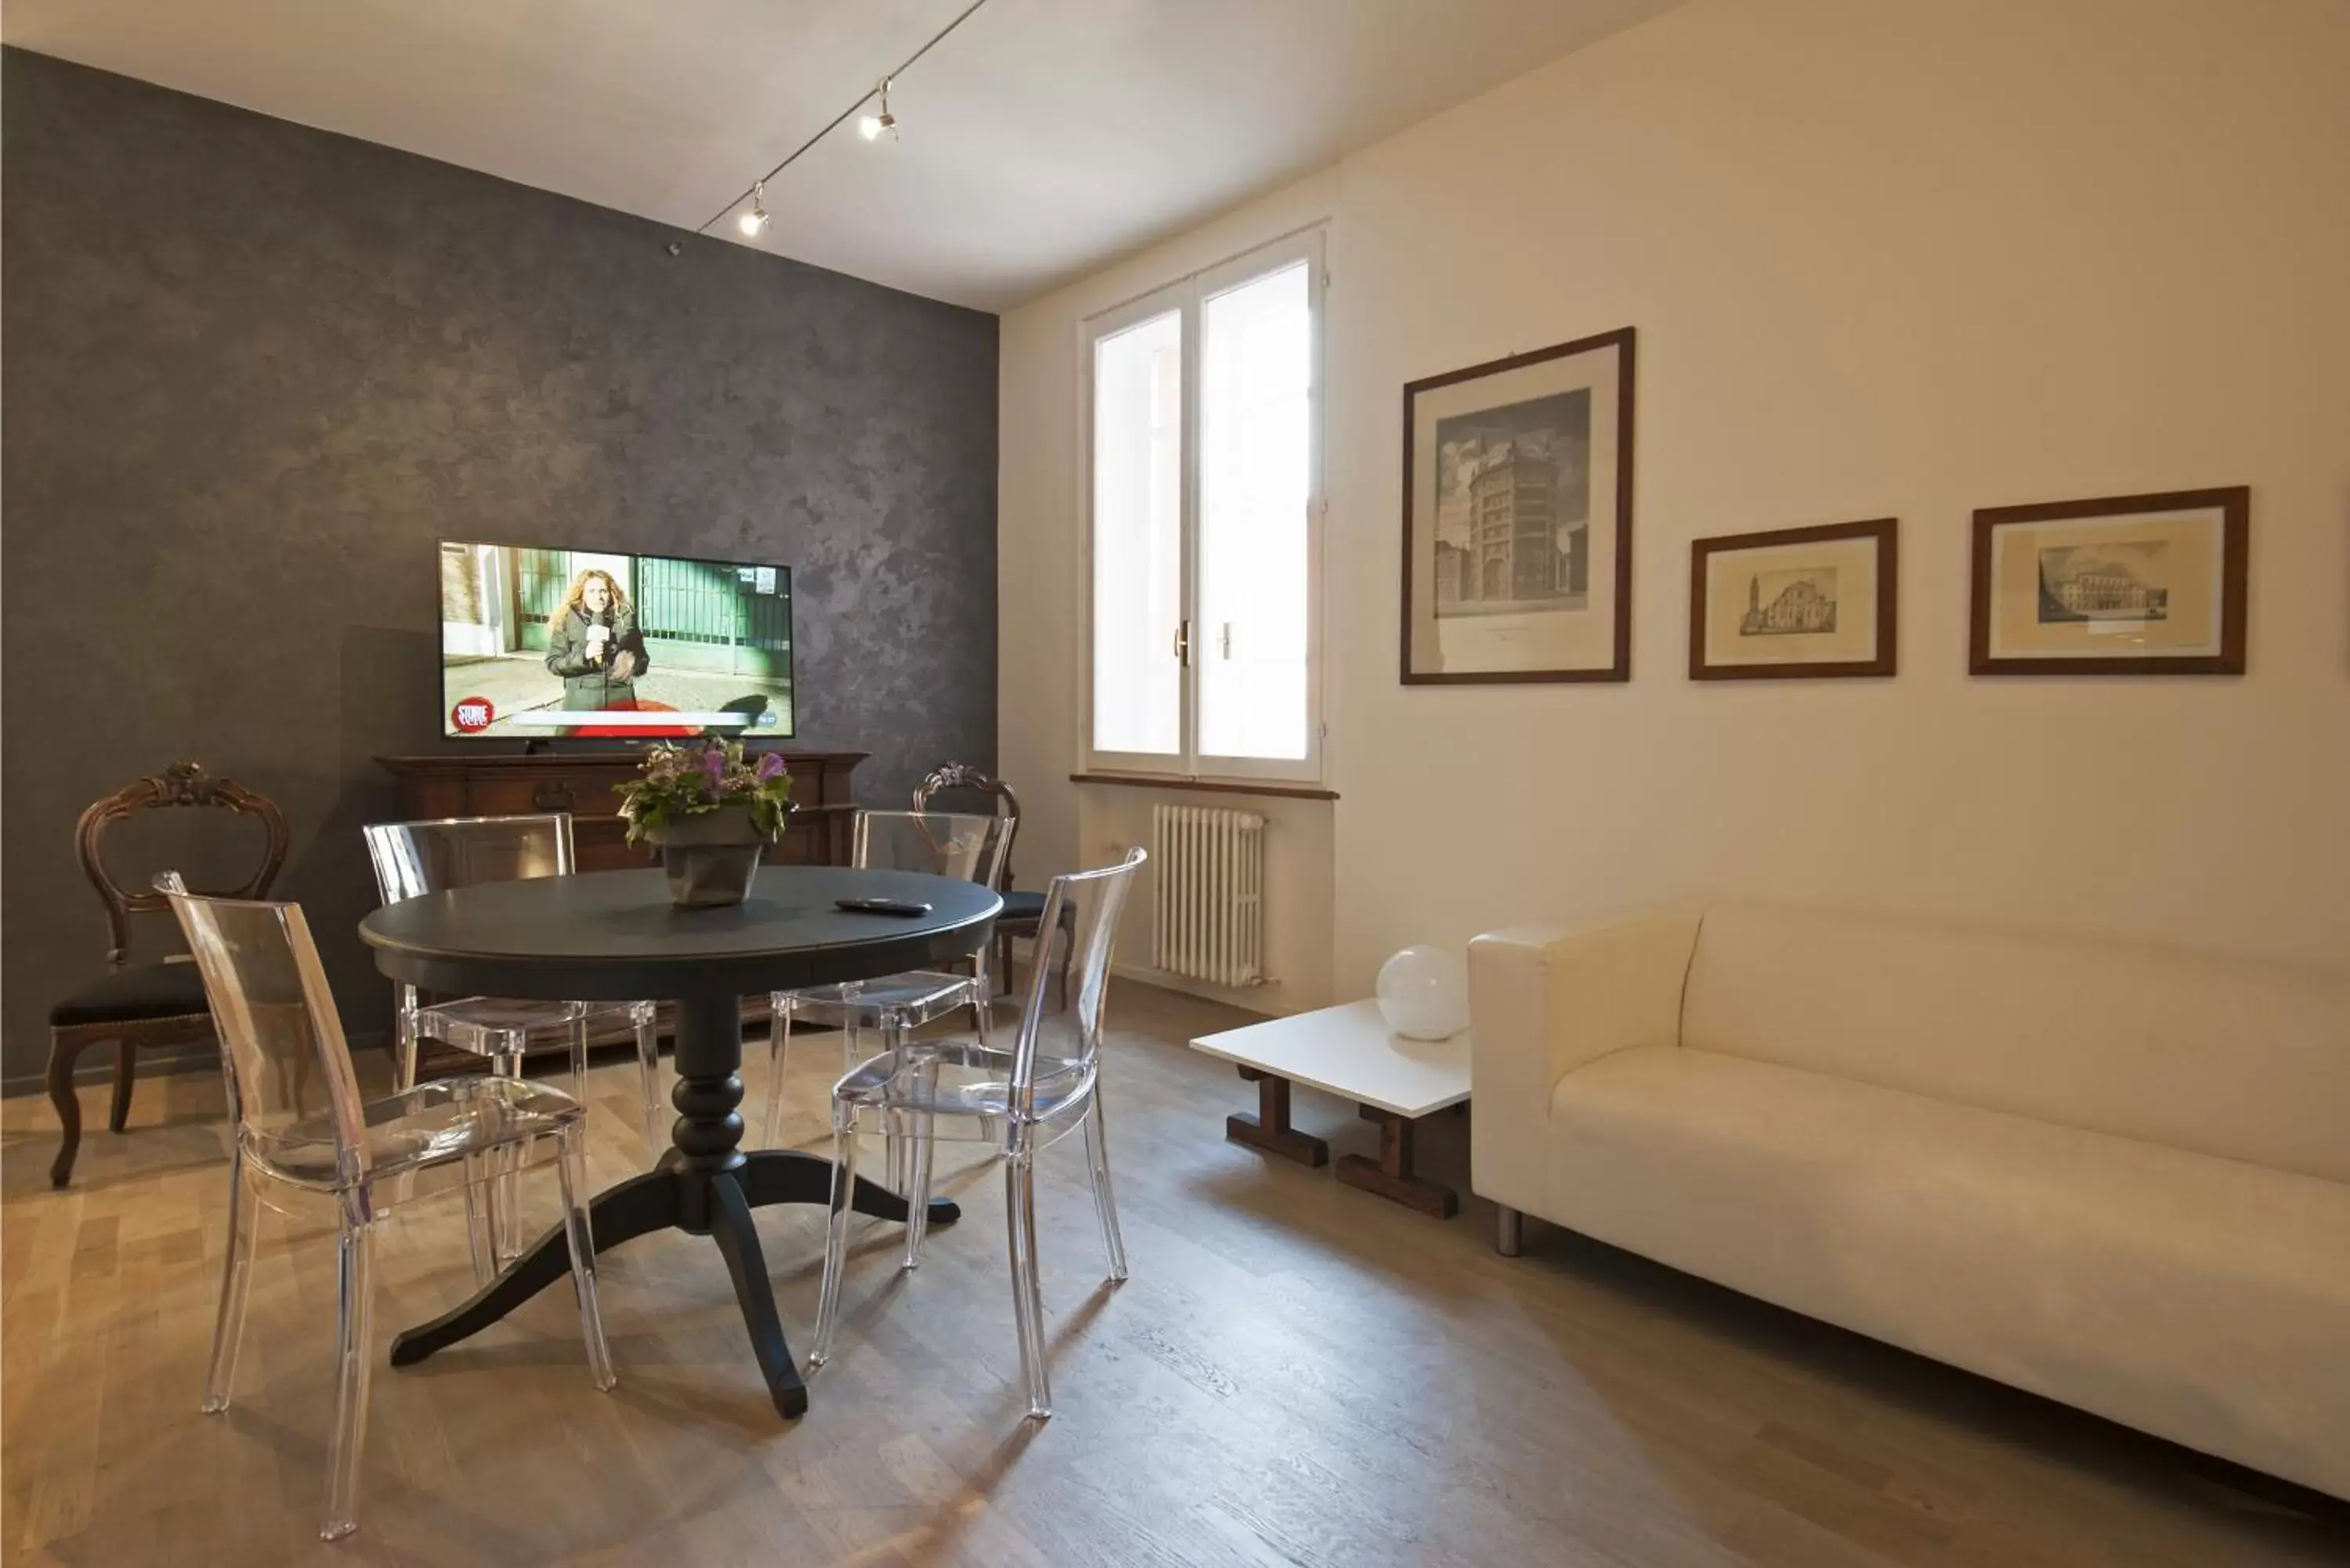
[438,540,794,740]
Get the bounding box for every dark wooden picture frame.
[1689,518,1898,681]
[1969,486,2248,676]
[1400,325,1636,685]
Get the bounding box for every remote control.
[834,896,933,917]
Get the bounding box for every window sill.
[1070,772,1337,803]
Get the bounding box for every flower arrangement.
[614,741,792,845]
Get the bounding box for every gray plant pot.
[648,806,774,909]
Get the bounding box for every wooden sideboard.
[375,749,864,869]
[373,749,866,1077]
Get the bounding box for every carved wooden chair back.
[911,763,1022,893]
[76,762,291,970]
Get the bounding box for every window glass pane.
[1198,261,1311,760]
[1091,309,1184,756]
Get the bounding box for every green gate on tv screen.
[512,548,572,652]
[633,556,792,678]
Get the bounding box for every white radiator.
[1152,804,1267,988]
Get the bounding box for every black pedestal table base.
[388,992,960,1419]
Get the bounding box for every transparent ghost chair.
[161,876,613,1542]
[363,815,661,1266]
[762,810,1012,1153]
[808,847,1146,1421]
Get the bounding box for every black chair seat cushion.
[50,962,211,1028]
[996,890,1048,932]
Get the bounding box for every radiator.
[1152,804,1267,988]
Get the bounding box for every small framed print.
[1969,486,2248,676]
[1689,518,1897,680]
[1400,326,1635,684]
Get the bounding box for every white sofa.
[1468,905,2350,1499]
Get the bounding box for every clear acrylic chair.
[808,847,1147,1421]
[363,815,661,1264]
[762,809,1012,1151]
[161,876,613,1542]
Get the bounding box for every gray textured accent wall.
[1,49,1000,1085]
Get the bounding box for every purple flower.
[703,747,727,783]
[754,751,786,782]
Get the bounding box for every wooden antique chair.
[912,762,1069,1011]
[45,762,289,1186]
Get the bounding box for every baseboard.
[2,1028,390,1099]
[999,932,1295,1017]
[2,1040,217,1097]
[1108,958,1297,1016]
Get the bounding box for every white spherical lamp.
[1374,945,1469,1041]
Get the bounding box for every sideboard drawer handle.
[531,782,576,812]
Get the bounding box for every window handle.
[1220,622,1232,659]
[1174,620,1193,667]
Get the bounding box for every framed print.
[1690,518,1897,680]
[1401,326,1635,684]
[1969,486,2248,676]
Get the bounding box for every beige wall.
[1000,0,2350,1006]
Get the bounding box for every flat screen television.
[437,540,794,742]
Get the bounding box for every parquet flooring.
[5,981,2344,1566]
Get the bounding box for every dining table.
[358,863,1000,1419]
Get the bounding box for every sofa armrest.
[1468,912,1702,1216]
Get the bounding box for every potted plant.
[615,741,793,908]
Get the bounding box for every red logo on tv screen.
[450,697,495,734]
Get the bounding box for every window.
[1085,230,1323,782]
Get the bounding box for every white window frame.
[1078,279,1194,777]
[1078,226,1326,786]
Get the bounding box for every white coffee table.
[1189,999,1470,1218]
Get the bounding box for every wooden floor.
[5,980,2345,1567]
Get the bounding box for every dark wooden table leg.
[392,992,772,1376]
[1225,1068,1329,1167]
[665,992,812,1411]
[707,1168,806,1418]
[394,991,964,1415]
[736,1147,961,1227]
[667,992,749,1232]
[389,1165,679,1366]
[1336,1108,1459,1218]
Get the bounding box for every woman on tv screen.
[439,540,794,739]
[544,568,649,721]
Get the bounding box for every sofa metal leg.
[1495,1205,1524,1257]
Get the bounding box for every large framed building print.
[1400,327,1636,684]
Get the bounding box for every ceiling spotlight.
[736,180,771,237]
[687,0,989,247]
[858,78,898,142]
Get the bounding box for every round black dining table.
[359,864,1000,1419]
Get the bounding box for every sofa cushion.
[1546,1044,2350,1500]
[1679,905,2350,1184]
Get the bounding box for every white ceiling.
[3,0,1678,311]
